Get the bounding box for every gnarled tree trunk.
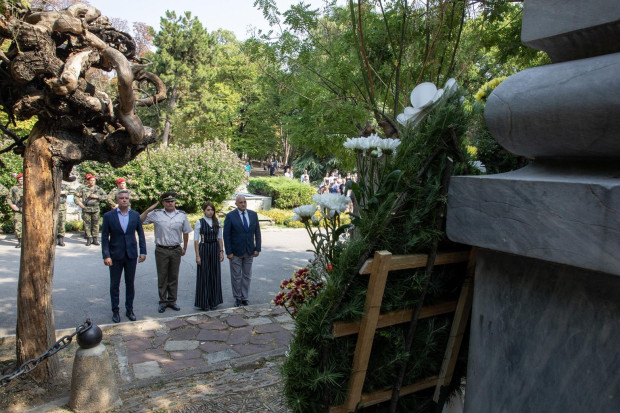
[16,124,62,379]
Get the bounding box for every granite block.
[465,250,620,412]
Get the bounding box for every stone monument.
[446,0,620,411]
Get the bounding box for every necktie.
[242,211,249,231]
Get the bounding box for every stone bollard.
[69,323,122,412]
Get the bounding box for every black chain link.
[0,319,92,387]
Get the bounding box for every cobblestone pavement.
[1,303,295,412]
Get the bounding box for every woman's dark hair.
[202,201,219,229]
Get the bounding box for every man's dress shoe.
[158,305,166,313]
[126,310,136,321]
[168,304,181,311]
[234,299,242,307]
[112,312,120,323]
[241,300,249,306]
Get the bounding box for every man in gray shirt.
[141,191,192,313]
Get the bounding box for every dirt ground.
[0,340,290,413]
[0,340,76,412]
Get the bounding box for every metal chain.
[0,319,92,388]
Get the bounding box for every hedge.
[248,177,316,209]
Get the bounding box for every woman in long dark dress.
[193,201,224,310]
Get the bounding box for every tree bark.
[161,86,178,146]
[16,124,61,381]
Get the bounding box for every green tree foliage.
[0,113,36,227]
[81,142,244,213]
[246,1,548,169]
[149,11,216,145]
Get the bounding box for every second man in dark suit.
[223,195,261,307]
[101,190,147,323]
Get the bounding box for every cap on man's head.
[16,173,23,179]
[85,173,95,180]
[161,191,176,202]
[115,178,126,184]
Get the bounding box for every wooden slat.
[330,376,439,413]
[359,250,470,274]
[343,251,392,411]
[433,248,477,402]
[332,301,458,338]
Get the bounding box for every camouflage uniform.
[57,183,75,246]
[74,184,107,242]
[107,188,139,209]
[8,184,23,242]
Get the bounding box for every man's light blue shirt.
[116,207,130,233]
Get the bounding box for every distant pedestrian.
[300,170,310,184]
[193,201,224,311]
[244,162,251,179]
[223,195,261,307]
[74,173,107,246]
[140,191,192,313]
[107,178,139,209]
[6,173,23,248]
[101,190,147,323]
[268,162,275,176]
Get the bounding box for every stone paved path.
[1,303,295,412]
[109,305,294,385]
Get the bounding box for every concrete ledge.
[446,161,620,276]
[522,0,620,62]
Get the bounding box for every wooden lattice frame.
[329,249,476,412]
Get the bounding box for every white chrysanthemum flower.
[343,137,358,150]
[291,214,301,222]
[293,204,317,218]
[366,133,382,149]
[378,138,401,154]
[356,137,371,151]
[313,193,351,214]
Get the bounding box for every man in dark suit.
[101,190,147,323]
[223,195,261,307]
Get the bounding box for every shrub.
[248,177,316,209]
[65,221,83,232]
[260,208,304,228]
[81,142,244,213]
[2,220,14,234]
[0,137,26,228]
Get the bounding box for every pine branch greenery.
[281,84,475,412]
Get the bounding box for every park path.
[0,227,313,336]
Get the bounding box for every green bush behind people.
[248,177,316,209]
[82,141,245,213]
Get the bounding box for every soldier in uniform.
[107,178,139,209]
[140,191,192,313]
[6,173,24,248]
[74,173,107,246]
[57,180,75,247]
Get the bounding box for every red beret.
[85,174,94,180]
[16,173,23,179]
[115,178,126,184]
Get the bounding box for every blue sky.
[87,0,338,40]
